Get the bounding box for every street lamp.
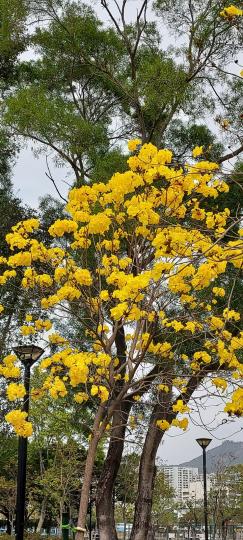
[14,344,44,540]
[196,438,212,540]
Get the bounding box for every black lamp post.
[196,438,212,540]
[14,345,44,540]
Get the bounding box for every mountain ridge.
[173,440,243,473]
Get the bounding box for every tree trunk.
[11,512,15,536]
[96,323,128,540]
[36,498,47,533]
[96,399,132,540]
[147,523,155,540]
[131,372,204,540]
[222,520,228,540]
[6,516,11,535]
[76,406,104,540]
[130,403,165,540]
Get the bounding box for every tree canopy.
[0,2,243,540]
[0,138,242,539]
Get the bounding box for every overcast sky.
[13,146,70,207]
[159,400,243,465]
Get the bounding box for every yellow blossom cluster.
[212,378,228,391]
[157,419,170,430]
[0,355,20,379]
[6,219,40,250]
[156,418,189,432]
[192,146,203,158]
[5,410,33,437]
[74,392,89,404]
[224,388,243,416]
[6,383,26,401]
[20,319,52,336]
[220,5,243,18]
[91,384,109,402]
[171,418,188,431]
[212,287,225,297]
[0,140,242,437]
[172,400,190,414]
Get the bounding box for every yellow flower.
[100,290,109,301]
[191,206,206,220]
[128,139,142,152]
[212,287,225,297]
[158,384,169,393]
[6,383,26,401]
[169,320,184,332]
[74,268,92,286]
[110,302,128,321]
[35,319,52,331]
[209,316,224,330]
[88,214,111,235]
[20,325,36,336]
[193,351,211,364]
[192,146,203,158]
[220,5,243,18]
[171,418,188,431]
[49,377,67,399]
[172,400,190,413]
[5,410,33,437]
[36,274,53,287]
[224,388,243,416]
[8,251,32,267]
[48,333,68,345]
[91,384,109,402]
[157,419,170,430]
[74,392,89,404]
[185,321,196,333]
[223,308,240,321]
[213,378,228,391]
[57,285,81,301]
[48,219,78,237]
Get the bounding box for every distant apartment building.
[163,466,213,502]
[163,466,199,501]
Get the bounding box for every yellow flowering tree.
[0,141,243,539]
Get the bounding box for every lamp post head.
[13,344,44,366]
[196,437,212,449]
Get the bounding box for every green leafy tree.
[0,432,18,534]
[209,464,243,539]
[0,0,27,91]
[152,469,177,530]
[3,0,243,187]
[116,454,177,536]
[0,3,243,540]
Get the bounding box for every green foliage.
[3,0,242,185]
[0,135,32,357]
[180,464,243,534]
[165,121,224,160]
[152,469,177,527]
[115,453,176,527]
[208,464,243,527]
[0,432,17,530]
[0,0,27,87]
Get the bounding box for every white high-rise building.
[163,466,199,501]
